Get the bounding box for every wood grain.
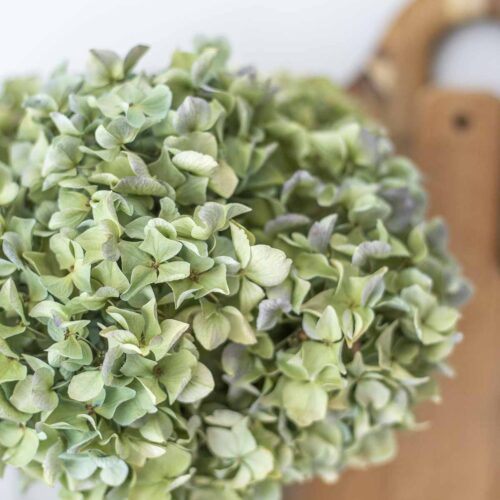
[287,0,500,498]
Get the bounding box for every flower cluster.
[0,41,469,499]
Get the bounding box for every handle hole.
[433,20,500,96]
[453,113,471,131]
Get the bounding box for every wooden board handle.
[350,0,500,149]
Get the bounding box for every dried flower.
[0,40,470,499]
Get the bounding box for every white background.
[1,0,500,91]
[0,1,499,498]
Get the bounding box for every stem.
[26,325,46,337]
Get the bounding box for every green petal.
[158,350,197,403]
[230,223,251,268]
[172,150,218,176]
[68,370,104,402]
[0,354,27,384]
[207,420,256,459]
[140,226,182,263]
[245,245,291,287]
[3,427,39,467]
[282,380,327,427]
[314,306,343,342]
[224,306,257,345]
[177,362,214,403]
[193,309,230,350]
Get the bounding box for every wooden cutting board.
[288,1,500,499]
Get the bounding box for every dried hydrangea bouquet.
[0,40,469,499]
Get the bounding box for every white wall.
[1,0,408,84]
[0,1,499,498]
[2,0,500,92]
